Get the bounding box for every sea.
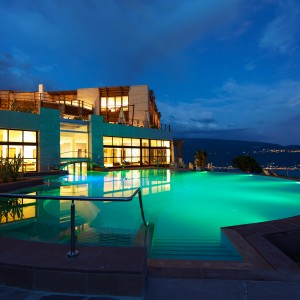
[179,138,300,179]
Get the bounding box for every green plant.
[194,150,207,170]
[0,153,23,182]
[232,155,262,174]
[9,153,23,181]
[0,157,11,182]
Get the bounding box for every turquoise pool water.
[1,169,300,261]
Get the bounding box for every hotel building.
[0,84,173,172]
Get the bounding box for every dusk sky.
[1,0,300,145]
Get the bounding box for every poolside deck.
[1,216,300,297]
[1,169,300,297]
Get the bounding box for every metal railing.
[0,187,147,258]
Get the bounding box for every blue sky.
[1,0,300,145]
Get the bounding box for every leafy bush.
[232,155,262,174]
[194,149,208,170]
[0,154,23,182]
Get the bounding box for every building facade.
[0,84,173,172]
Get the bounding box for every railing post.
[67,199,79,258]
[138,190,148,227]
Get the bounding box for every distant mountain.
[176,138,300,168]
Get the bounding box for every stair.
[77,227,136,247]
[150,237,241,261]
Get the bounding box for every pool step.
[77,227,136,247]
[151,237,241,261]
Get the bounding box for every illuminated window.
[163,140,170,147]
[103,136,171,168]
[60,131,88,158]
[123,96,128,107]
[142,139,149,147]
[101,97,107,111]
[132,138,140,147]
[9,130,22,142]
[108,97,115,111]
[24,131,36,143]
[113,137,122,146]
[103,136,112,145]
[151,140,157,147]
[123,138,131,146]
[23,146,36,158]
[116,97,121,107]
[0,129,38,172]
[0,130,7,142]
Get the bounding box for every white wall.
[128,85,149,122]
[77,88,99,115]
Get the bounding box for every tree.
[232,155,262,174]
[194,150,207,170]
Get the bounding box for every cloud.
[158,78,300,145]
[0,49,55,90]
[259,0,300,54]
[0,0,243,85]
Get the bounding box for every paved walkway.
[1,278,300,300]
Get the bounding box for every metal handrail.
[0,187,148,257]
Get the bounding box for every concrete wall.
[39,108,60,171]
[77,88,99,115]
[129,85,149,122]
[102,122,173,140]
[0,110,40,130]
[0,108,61,172]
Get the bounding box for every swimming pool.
[1,169,300,261]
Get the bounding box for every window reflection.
[0,197,36,224]
[102,169,171,196]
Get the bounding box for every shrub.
[232,155,262,174]
[0,154,23,182]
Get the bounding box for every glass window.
[116,97,122,107]
[123,148,132,159]
[132,148,140,157]
[0,129,8,142]
[60,131,88,158]
[24,131,36,143]
[23,146,36,158]
[113,137,122,146]
[163,140,170,147]
[108,97,115,111]
[9,130,22,142]
[151,140,157,147]
[23,159,36,171]
[123,138,131,146]
[103,136,112,145]
[1,145,8,158]
[101,97,107,108]
[131,138,140,146]
[123,96,128,107]
[8,147,17,158]
[142,139,149,147]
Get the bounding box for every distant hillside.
[177,138,300,168]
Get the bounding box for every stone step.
[151,237,240,260]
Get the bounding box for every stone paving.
[2,278,300,300]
